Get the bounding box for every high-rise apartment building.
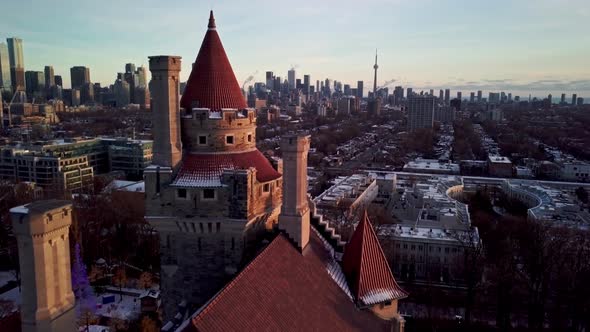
[477,90,482,102]
[55,75,63,87]
[137,65,148,87]
[44,65,55,89]
[288,68,296,89]
[470,92,475,102]
[70,66,90,89]
[444,88,450,104]
[572,94,577,105]
[561,93,566,104]
[357,80,363,99]
[25,71,44,97]
[408,94,435,131]
[0,42,11,91]
[265,71,274,90]
[407,87,413,98]
[303,74,310,95]
[7,38,25,92]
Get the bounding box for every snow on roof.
[9,205,29,214]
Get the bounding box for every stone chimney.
[279,134,311,250]
[10,200,76,332]
[148,55,182,169]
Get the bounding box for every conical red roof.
[341,211,407,306]
[180,11,247,111]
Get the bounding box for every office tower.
[265,71,274,90]
[507,93,512,101]
[7,38,25,91]
[357,81,363,99]
[372,50,378,94]
[489,92,500,104]
[393,86,404,104]
[344,84,351,95]
[303,74,310,95]
[407,94,435,131]
[125,63,136,73]
[7,38,24,68]
[25,71,45,96]
[430,89,434,96]
[444,89,450,104]
[548,94,552,104]
[457,91,462,100]
[470,92,475,102]
[55,75,63,87]
[0,43,11,91]
[70,66,90,89]
[44,65,55,89]
[477,90,482,102]
[439,89,443,101]
[572,94,577,105]
[80,82,94,104]
[500,92,506,102]
[577,97,584,105]
[114,79,130,107]
[136,65,148,87]
[288,68,296,89]
[561,93,566,104]
[407,87,413,97]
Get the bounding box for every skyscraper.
[457,91,462,100]
[44,65,55,89]
[303,74,310,95]
[407,94,435,131]
[0,42,11,91]
[561,93,566,104]
[548,94,552,104]
[288,68,296,89]
[439,89,444,101]
[444,89,450,105]
[25,71,44,97]
[7,37,25,92]
[125,63,136,74]
[357,81,363,99]
[407,87,413,97]
[136,66,148,87]
[572,94,577,105]
[70,66,90,89]
[55,75,63,87]
[265,71,274,90]
[477,90,482,103]
[470,92,475,102]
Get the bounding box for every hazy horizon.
[1,0,589,99]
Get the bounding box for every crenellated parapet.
[181,107,257,153]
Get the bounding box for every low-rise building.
[403,158,460,175]
[488,155,513,177]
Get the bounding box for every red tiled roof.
[342,211,408,306]
[181,232,396,332]
[173,150,281,187]
[180,11,248,111]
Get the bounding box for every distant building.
[561,93,566,104]
[488,155,513,177]
[44,65,55,89]
[434,105,455,124]
[70,66,90,89]
[403,158,460,174]
[572,94,577,105]
[407,94,435,131]
[470,92,475,102]
[7,38,24,92]
[577,97,584,105]
[356,80,363,99]
[54,75,63,87]
[114,79,130,107]
[477,90,482,103]
[303,74,310,95]
[25,71,44,97]
[444,88,450,104]
[0,42,11,91]
[288,68,295,89]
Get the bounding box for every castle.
[144,11,283,316]
[146,11,408,331]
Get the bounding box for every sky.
[1,0,589,99]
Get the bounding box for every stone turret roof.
[341,211,407,306]
[180,11,247,111]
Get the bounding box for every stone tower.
[10,200,76,332]
[149,55,182,169]
[279,134,311,249]
[145,11,283,319]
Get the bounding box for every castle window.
[247,134,252,142]
[177,188,187,199]
[208,223,212,233]
[216,222,221,233]
[225,135,234,145]
[202,188,216,200]
[263,183,270,193]
[198,135,207,145]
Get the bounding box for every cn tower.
[373,49,378,94]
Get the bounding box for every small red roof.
[173,150,281,187]
[342,211,408,306]
[180,11,248,111]
[181,232,396,332]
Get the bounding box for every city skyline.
[1,0,589,98]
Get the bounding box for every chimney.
[148,55,182,169]
[279,134,311,250]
